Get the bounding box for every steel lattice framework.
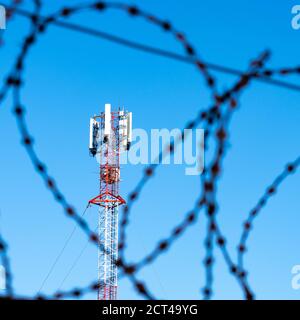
[89,105,131,300]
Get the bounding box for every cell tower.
[88,103,132,300]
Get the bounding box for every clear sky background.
[0,0,300,300]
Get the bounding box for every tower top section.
[89,103,132,157]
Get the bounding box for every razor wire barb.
[0,0,299,300]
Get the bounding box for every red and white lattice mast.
[88,104,132,300]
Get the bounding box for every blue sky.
[0,0,300,300]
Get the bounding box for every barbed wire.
[3,5,300,92]
[6,0,218,300]
[237,156,300,271]
[0,0,299,300]
[200,51,272,300]
[121,51,271,301]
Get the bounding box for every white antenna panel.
[89,118,99,156]
[127,112,132,143]
[89,118,97,149]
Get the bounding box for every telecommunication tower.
[88,104,132,300]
